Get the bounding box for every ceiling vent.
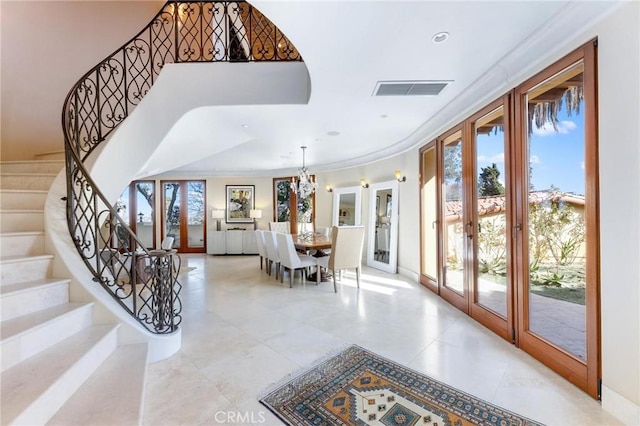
[373,80,450,97]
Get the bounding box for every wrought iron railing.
[61,1,302,333]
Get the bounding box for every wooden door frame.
[466,95,514,343]
[419,141,439,293]
[513,40,600,398]
[160,180,207,254]
[272,176,316,234]
[437,124,468,313]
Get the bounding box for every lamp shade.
[211,209,225,219]
[250,209,262,219]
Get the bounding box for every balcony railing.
[61,1,302,333]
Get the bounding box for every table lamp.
[211,209,224,231]
[249,209,262,230]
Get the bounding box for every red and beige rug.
[260,345,543,426]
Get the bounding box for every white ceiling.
[143,0,622,178]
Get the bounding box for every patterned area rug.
[260,345,543,426]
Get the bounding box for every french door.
[420,41,599,397]
[431,98,513,341]
[161,181,206,253]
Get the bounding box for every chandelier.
[290,145,317,199]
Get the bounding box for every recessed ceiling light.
[432,31,449,44]
[380,114,388,118]
[241,124,249,128]
[327,131,340,136]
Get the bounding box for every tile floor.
[142,254,621,426]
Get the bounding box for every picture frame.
[226,185,255,223]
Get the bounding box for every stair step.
[0,160,64,174]
[0,210,44,233]
[0,232,45,256]
[47,343,148,426]
[0,278,70,322]
[0,254,53,286]
[0,173,57,190]
[0,324,119,426]
[0,190,48,210]
[34,151,65,161]
[1,302,94,372]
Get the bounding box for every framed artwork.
[226,185,254,223]
[386,194,392,218]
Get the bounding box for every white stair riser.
[1,258,52,286]
[0,175,56,191]
[1,282,69,322]
[0,233,45,257]
[0,162,64,174]
[0,212,44,233]
[0,191,47,210]
[11,326,118,426]
[1,305,93,372]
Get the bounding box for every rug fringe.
[258,342,355,400]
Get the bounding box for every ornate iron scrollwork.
[61,1,302,334]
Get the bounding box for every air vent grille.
[373,81,450,96]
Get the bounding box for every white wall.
[315,149,420,279]
[0,0,164,160]
[592,2,640,420]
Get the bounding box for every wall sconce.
[326,185,333,192]
[249,209,262,230]
[395,170,406,182]
[138,212,144,223]
[360,179,370,189]
[211,209,225,231]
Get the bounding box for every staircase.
[0,156,148,425]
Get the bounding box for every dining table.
[292,233,332,252]
[292,233,332,282]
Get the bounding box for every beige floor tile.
[140,254,616,425]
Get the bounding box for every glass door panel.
[420,144,438,289]
[525,61,587,360]
[474,106,508,318]
[442,130,465,296]
[163,183,182,248]
[186,182,205,248]
[135,182,155,248]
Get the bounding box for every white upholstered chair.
[276,233,318,287]
[160,236,175,250]
[316,225,365,292]
[263,231,280,279]
[269,221,290,234]
[255,230,268,271]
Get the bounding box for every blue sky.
[477,105,585,196]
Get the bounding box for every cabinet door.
[207,231,226,254]
[226,231,243,254]
[243,231,258,254]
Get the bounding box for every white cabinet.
[225,231,244,254]
[242,230,258,254]
[207,230,257,255]
[207,231,226,254]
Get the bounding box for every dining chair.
[255,230,268,271]
[269,221,290,234]
[160,236,175,251]
[276,233,318,288]
[263,231,281,280]
[316,225,365,292]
